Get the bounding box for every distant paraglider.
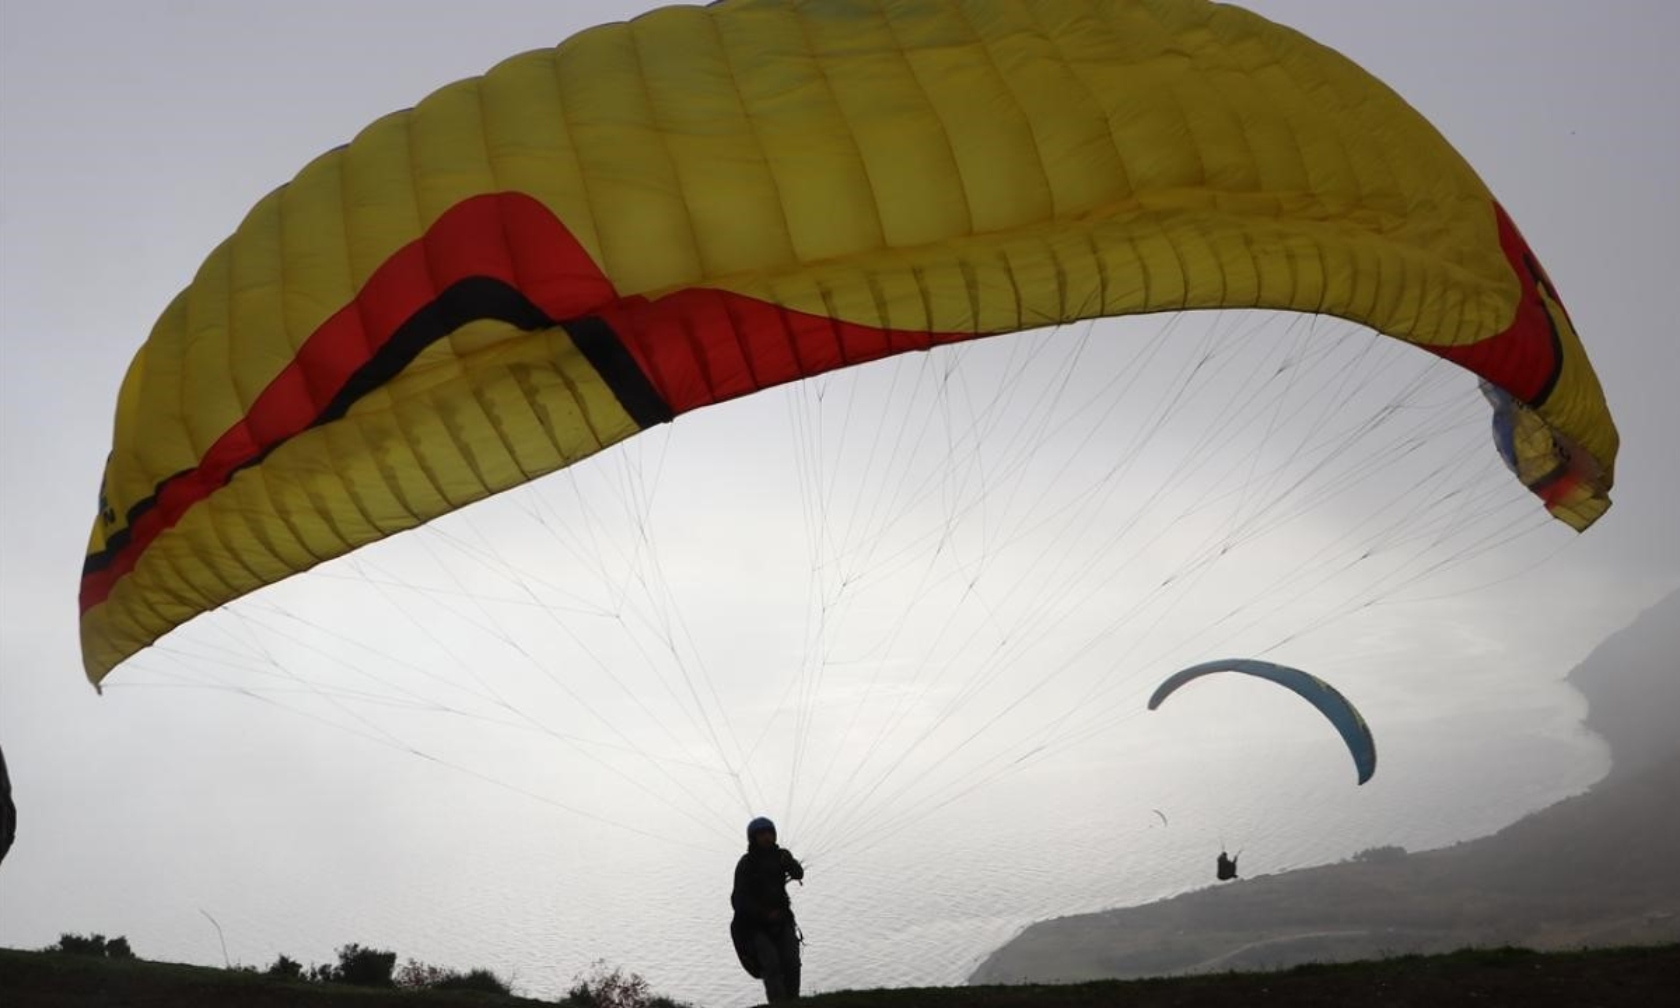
[1147,659,1377,785]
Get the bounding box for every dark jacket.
[731,843,804,930]
[0,744,13,866]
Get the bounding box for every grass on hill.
[2,942,1676,1008]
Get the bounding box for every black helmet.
[747,816,776,840]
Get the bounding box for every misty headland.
[972,588,1680,984]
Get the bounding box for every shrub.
[48,933,134,959]
[392,958,510,994]
[394,959,454,989]
[560,960,692,1008]
[332,943,397,987]
[435,967,512,994]
[266,954,304,980]
[1350,845,1408,864]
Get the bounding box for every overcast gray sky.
[2,1,1677,1000]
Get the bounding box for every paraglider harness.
[730,912,806,978]
[732,920,804,979]
[1216,849,1240,881]
[730,882,807,979]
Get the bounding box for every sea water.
[0,693,1606,1007]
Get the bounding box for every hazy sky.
[2,0,1677,999]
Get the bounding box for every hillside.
[1569,589,1680,782]
[4,945,1678,1008]
[972,589,1680,984]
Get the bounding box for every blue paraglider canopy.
[1147,659,1376,785]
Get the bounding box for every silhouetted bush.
[436,967,512,994]
[1350,845,1409,864]
[559,960,692,1008]
[332,943,397,987]
[394,959,453,989]
[393,958,512,994]
[265,954,304,980]
[47,933,134,959]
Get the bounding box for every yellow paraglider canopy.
[81,0,1617,685]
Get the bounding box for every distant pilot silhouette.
[1217,850,1239,881]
